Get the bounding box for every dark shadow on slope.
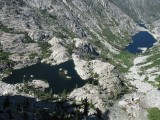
[0,95,102,120]
[0,95,57,120]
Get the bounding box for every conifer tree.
[61,89,67,101]
[3,96,10,109]
[83,97,89,116]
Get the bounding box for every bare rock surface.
[28,79,49,89]
[70,54,122,114]
[109,92,148,120]
[42,37,71,65]
[110,55,160,120]
[0,32,41,69]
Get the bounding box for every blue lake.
[125,31,157,53]
[2,60,86,94]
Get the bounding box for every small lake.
[125,31,157,53]
[2,60,86,94]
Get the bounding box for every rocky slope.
[110,0,160,23]
[1,0,160,120]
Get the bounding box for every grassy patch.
[147,53,160,62]
[142,58,160,70]
[0,49,13,74]
[55,27,77,39]
[55,32,68,39]
[64,42,75,55]
[155,76,160,82]
[102,28,119,42]
[39,9,58,25]
[29,52,38,59]
[114,51,135,73]
[0,51,10,59]
[155,76,160,88]
[38,42,52,58]
[2,68,13,75]
[148,107,160,120]
[101,27,131,49]
[0,51,12,62]
[41,9,57,21]
[139,43,160,71]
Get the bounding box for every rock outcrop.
[70,54,122,114]
[109,92,148,120]
[0,32,41,69]
[76,41,99,56]
[42,37,71,65]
